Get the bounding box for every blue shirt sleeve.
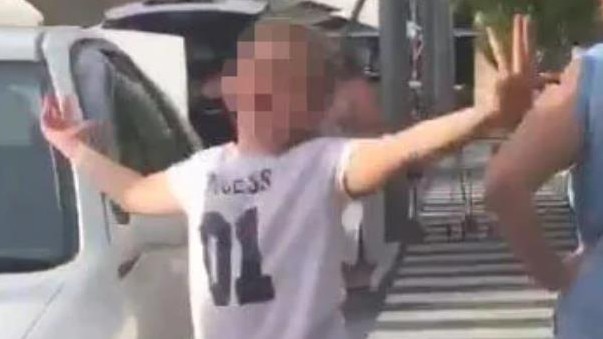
[575,56,594,136]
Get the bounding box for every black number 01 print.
[200,208,275,306]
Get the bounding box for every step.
[421,206,571,215]
[377,307,553,323]
[422,222,573,234]
[385,289,556,305]
[368,327,552,339]
[406,238,576,255]
[419,216,573,228]
[425,231,575,244]
[393,275,534,289]
[420,205,570,212]
[403,251,570,266]
[422,199,568,208]
[398,263,525,277]
[422,191,561,200]
[422,228,575,241]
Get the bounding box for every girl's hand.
[40,95,94,161]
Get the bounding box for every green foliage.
[452,0,600,69]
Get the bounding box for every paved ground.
[345,142,578,339]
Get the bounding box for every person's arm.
[343,106,493,197]
[484,59,583,291]
[342,15,535,197]
[41,96,182,216]
[74,146,181,215]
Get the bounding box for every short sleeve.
[575,55,594,135]
[329,139,358,201]
[166,148,219,216]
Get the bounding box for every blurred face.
[222,24,331,141]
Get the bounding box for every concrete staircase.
[367,148,577,339]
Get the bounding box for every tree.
[453,0,601,70]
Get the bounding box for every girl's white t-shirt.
[167,138,353,339]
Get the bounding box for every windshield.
[0,62,78,273]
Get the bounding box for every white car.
[103,0,267,147]
[0,26,199,339]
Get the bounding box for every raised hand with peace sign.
[40,96,97,162]
[485,14,538,130]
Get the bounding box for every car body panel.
[95,27,203,148]
[95,28,189,121]
[0,270,65,339]
[23,254,132,339]
[0,28,42,61]
[0,26,193,339]
[102,0,259,147]
[105,0,267,21]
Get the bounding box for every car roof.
[105,0,267,21]
[0,26,92,62]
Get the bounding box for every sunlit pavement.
[345,142,577,339]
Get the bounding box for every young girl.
[41,18,534,339]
